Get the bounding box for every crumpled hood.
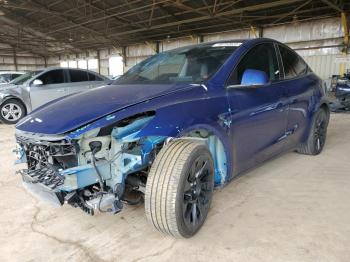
[16,83,195,135]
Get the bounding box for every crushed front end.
[15,113,166,215]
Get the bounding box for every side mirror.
[241,69,269,86]
[32,79,43,86]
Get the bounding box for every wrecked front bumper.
[20,171,64,207]
[14,115,165,215]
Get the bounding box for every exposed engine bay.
[15,109,228,216]
[15,113,166,215]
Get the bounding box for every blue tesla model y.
[15,38,329,238]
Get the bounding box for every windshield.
[116,43,240,85]
[11,70,42,85]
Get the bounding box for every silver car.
[0,67,110,124]
[0,71,25,85]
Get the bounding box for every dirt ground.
[0,113,349,262]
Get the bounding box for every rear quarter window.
[279,44,308,79]
[69,70,89,82]
[87,72,103,81]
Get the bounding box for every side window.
[11,74,21,80]
[69,69,89,82]
[278,44,308,79]
[228,43,280,85]
[87,72,102,81]
[37,70,65,85]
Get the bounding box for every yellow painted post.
[341,12,349,46]
[340,62,345,77]
[250,26,257,38]
[341,12,349,76]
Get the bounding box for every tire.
[297,108,329,155]
[145,139,214,238]
[0,99,26,124]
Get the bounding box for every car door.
[29,69,68,110]
[67,69,94,95]
[276,44,316,149]
[226,42,289,174]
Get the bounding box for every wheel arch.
[302,98,330,143]
[0,95,28,115]
[319,101,330,118]
[138,121,233,186]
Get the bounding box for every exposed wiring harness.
[89,141,128,213]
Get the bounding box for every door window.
[87,72,103,81]
[37,70,65,85]
[228,43,280,85]
[278,44,308,79]
[69,69,89,82]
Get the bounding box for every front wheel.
[145,139,214,238]
[297,108,329,155]
[0,99,26,124]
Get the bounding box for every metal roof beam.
[107,0,304,38]
[272,0,313,24]
[320,0,343,12]
[27,0,121,48]
[45,0,171,35]
[0,36,46,57]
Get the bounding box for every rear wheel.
[145,139,214,238]
[0,99,26,124]
[297,108,329,155]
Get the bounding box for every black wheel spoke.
[313,113,327,153]
[195,160,208,180]
[184,202,192,220]
[191,203,198,227]
[184,181,192,192]
[182,153,214,233]
[201,181,212,191]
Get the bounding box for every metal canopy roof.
[0,0,349,56]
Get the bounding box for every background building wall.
[1,17,348,81]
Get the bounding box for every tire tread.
[145,139,204,238]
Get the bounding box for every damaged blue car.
[14,38,329,238]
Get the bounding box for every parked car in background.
[14,39,329,238]
[0,67,110,124]
[0,71,25,85]
[334,75,350,109]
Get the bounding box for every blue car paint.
[16,83,200,134]
[226,81,289,173]
[16,38,328,186]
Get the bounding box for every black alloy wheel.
[313,110,328,154]
[182,155,213,232]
